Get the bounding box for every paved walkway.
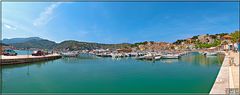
[210,51,239,94]
[230,52,239,90]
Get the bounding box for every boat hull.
[161,55,179,59]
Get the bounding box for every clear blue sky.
[2,2,239,43]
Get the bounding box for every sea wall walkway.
[1,54,62,65]
[210,51,239,94]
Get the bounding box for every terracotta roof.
[222,35,232,39]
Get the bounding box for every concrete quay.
[1,54,62,65]
[210,51,239,94]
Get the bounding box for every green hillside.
[54,40,131,51]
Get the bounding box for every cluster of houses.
[174,34,239,52]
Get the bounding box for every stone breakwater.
[1,54,62,65]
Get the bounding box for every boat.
[161,54,180,59]
[136,53,161,60]
[154,55,162,60]
[205,52,218,56]
[61,52,79,57]
[111,53,125,58]
[96,53,112,57]
[136,53,152,60]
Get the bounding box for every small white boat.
[205,52,218,56]
[136,53,152,60]
[136,56,146,60]
[136,53,161,60]
[154,55,162,60]
[96,53,112,57]
[61,52,79,57]
[161,54,180,59]
[111,53,125,58]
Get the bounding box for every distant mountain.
[2,37,43,44]
[3,37,132,50]
[54,40,132,51]
[10,39,57,49]
[0,43,9,46]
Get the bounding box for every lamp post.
[27,47,30,76]
[27,47,30,58]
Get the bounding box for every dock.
[1,54,62,65]
[210,51,239,94]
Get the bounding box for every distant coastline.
[1,30,239,52]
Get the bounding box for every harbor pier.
[210,51,239,94]
[1,54,62,65]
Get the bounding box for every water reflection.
[160,59,179,64]
[133,52,224,66]
[180,52,224,66]
[2,59,56,70]
[26,64,30,76]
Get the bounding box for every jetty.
[210,51,239,94]
[1,54,62,65]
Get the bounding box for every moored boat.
[154,55,162,60]
[111,53,126,58]
[96,53,112,57]
[205,52,218,56]
[61,52,79,57]
[136,53,161,60]
[161,54,180,59]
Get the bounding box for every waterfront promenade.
[1,54,62,65]
[210,51,239,94]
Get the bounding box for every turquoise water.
[2,52,224,93]
[15,50,33,55]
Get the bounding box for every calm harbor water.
[2,52,224,93]
[15,50,33,55]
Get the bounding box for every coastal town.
[1,31,239,94]
[1,31,239,61]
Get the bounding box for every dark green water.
[2,52,224,93]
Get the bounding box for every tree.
[230,30,240,43]
[192,35,199,39]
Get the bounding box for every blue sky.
[2,2,239,43]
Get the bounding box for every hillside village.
[129,30,239,52]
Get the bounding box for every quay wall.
[210,51,239,94]
[1,54,62,65]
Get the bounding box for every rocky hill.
[54,40,131,51]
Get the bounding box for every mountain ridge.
[2,37,132,50]
[2,37,44,44]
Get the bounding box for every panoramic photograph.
[1,1,239,94]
